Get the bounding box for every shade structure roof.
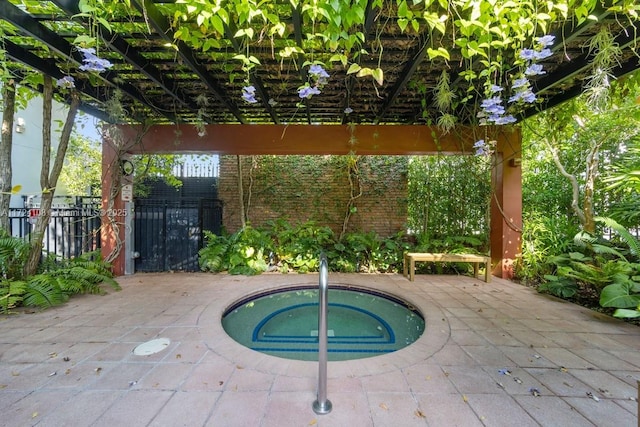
[2,0,639,126]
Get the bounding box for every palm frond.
[596,216,640,256]
[23,274,68,308]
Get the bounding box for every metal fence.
[8,196,102,260]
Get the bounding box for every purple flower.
[344,107,353,114]
[525,64,546,76]
[534,48,553,60]
[537,35,555,48]
[521,90,537,103]
[519,48,536,61]
[508,88,536,104]
[494,115,517,125]
[481,97,503,108]
[56,76,75,89]
[473,139,485,148]
[309,64,329,79]
[242,85,258,103]
[489,85,504,93]
[512,77,530,89]
[484,104,505,116]
[298,84,321,99]
[76,46,113,73]
[77,47,96,56]
[79,57,113,72]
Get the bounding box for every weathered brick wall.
[218,155,407,237]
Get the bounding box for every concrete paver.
[0,272,638,426]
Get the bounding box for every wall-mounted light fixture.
[15,117,25,133]
[509,157,522,167]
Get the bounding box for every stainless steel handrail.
[312,254,332,415]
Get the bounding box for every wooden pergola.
[103,124,521,277]
[3,1,639,277]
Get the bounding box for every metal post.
[313,254,332,415]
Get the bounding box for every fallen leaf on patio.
[425,375,431,380]
[532,354,541,359]
[308,419,317,425]
[462,395,468,403]
[560,367,568,373]
[496,382,505,389]
[65,369,71,375]
[379,403,388,410]
[586,392,600,402]
[513,377,522,384]
[32,412,38,418]
[129,380,137,387]
[236,365,244,369]
[176,354,182,359]
[48,352,57,358]
[414,410,426,418]
[443,370,450,377]
[219,381,224,386]
[48,372,57,377]
[529,388,541,397]
[63,357,70,362]
[563,381,574,388]
[0,385,6,389]
[598,388,610,396]
[95,367,102,374]
[11,371,19,376]
[498,368,511,376]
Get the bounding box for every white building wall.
[10,92,70,208]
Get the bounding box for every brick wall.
[218,155,407,237]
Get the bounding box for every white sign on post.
[121,184,133,202]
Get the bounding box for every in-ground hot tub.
[222,285,425,361]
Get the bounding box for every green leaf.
[600,283,640,308]
[211,15,225,34]
[372,68,384,86]
[346,63,361,75]
[613,308,640,318]
[427,47,450,61]
[397,18,408,33]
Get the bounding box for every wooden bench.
[403,252,491,283]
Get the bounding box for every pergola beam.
[223,22,279,124]
[374,38,428,124]
[4,40,112,121]
[292,3,312,124]
[341,0,379,124]
[132,0,245,123]
[0,0,179,123]
[50,0,200,116]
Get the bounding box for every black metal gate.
[134,198,222,272]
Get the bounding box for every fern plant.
[0,279,27,313]
[0,231,30,280]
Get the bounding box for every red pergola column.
[491,134,523,279]
[100,137,127,276]
[101,124,522,277]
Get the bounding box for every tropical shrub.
[199,227,271,275]
[0,235,120,313]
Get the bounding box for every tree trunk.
[24,77,80,276]
[0,80,16,232]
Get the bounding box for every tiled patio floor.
[0,272,638,426]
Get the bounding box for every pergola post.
[491,136,523,279]
[101,124,522,278]
[101,135,128,276]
